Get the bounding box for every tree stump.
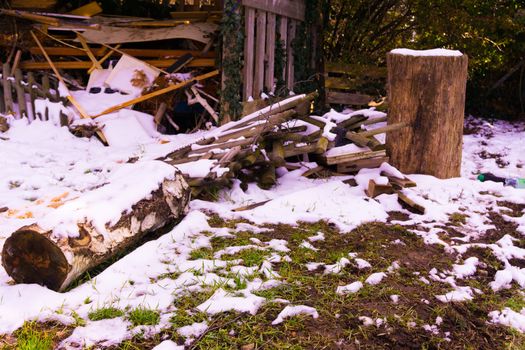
[2,171,190,292]
[386,49,468,178]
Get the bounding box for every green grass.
[15,322,53,350]
[189,247,215,260]
[88,307,124,321]
[128,307,160,326]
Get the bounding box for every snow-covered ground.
[0,112,524,348]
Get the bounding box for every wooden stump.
[2,173,190,292]
[386,49,468,178]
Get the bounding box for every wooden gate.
[241,0,305,100]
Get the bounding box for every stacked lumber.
[161,93,409,197]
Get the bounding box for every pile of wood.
[161,93,408,197]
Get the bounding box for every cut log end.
[2,228,69,291]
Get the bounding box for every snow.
[365,272,387,285]
[0,109,525,345]
[336,281,363,295]
[390,48,463,57]
[271,305,319,325]
[60,318,132,348]
[152,340,185,350]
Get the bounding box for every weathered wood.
[381,172,417,189]
[324,150,387,166]
[14,69,28,119]
[2,172,190,292]
[367,179,394,198]
[93,70,219,118]
[345,131,381,150]
[19,58,215,70]
[286,19,296,90]
[265,12,276,93]
[396,190,425,214]
[359,122,408,138]
[27,72,37,120]
[279,16,288,83]
[243,7,256,100]
[336,156,390,173]
[154,102,168,125]
[242,0,305,21]
[254,9,267,98]
[2,63,14,114]
[270,140,285,166]
[28,47,215,59]
[386,51,468,178]
[326,91,372,105]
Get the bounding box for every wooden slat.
[2,63,14,114]
[325,62,387,79]
[242,0,305,21]
[19,58,215,70]
[243,7,256,100]
[11,0,56,9]
[326,91,372,105]
[286,19,296,91]
[279,16,288,84]
[254,9,266,98]
[265,12,276,93]
[28,47,215,58]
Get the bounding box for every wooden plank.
[265,12,276,93]
[367,179,394,198]
[27,72,37,121]
[14,69,28,119]
[324,150,386,166]
[69,1,103,16]
[286,19,296,91]
[11,0,56,9]
[337,156,390,173]
[242,0,305,21]
[92,70,219,118]
[28,47,215,58]
[326,91,372,105]
[325,62,387,78]
[254,9,267,99]
[2,63,14,114]
[397,191,425,214]
[77,34,102,70]
[325,76,360,91]
[19,58,215,70]
[243,7,256,100]
[279,16,288,84]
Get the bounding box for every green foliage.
[15,322,53,350]
[128,307,160,326]
[88,307,124,321]
[220,0,244,121]
[325,0,525,118]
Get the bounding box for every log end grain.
[2,226,69,291]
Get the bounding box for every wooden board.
[254,9,266,98]
[265,12,276,93]
[326,91,372,105]
[11,0,56,9]
[286,19,296,90]
[337,156,389,173]
[79,22,218,44]
[242,0,305,21]
[19,58,215,70]
[243,7,256,100]
[28,47,215,58]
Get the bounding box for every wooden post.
[265,12,276,93]
[286,19,296,91]
[386,49,468,179]
[14,69,28,119]
[243,7,255,100]
[2,63,14,114]
[27,72,37,121]
[254,9,266,98]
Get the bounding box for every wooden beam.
[19,58,215,70]
[265,12,276,93]
[254,9,266,99]
[242,0,305,21]
[286,19,296,91]
[326,91,372,105]
[92,70,219,118]
[28,47,215,58]
[243,7,256,100]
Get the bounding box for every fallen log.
[2,170,190,292]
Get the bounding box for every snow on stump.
[1,163,190,292]
[386,48,468,179]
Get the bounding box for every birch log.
[2,172,190,292]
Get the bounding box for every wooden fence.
[0,62,67,123]
[325,62,387,107]
[241,0,305,100]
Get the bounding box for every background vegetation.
[324,0,525,119]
